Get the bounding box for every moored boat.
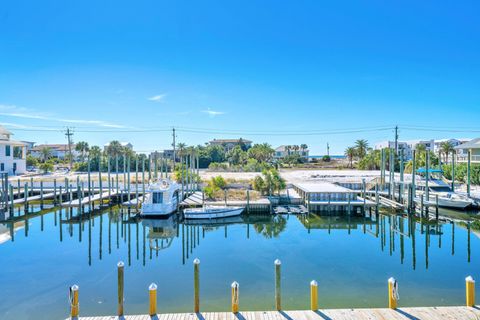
[183,206,244,219]
[141,179,181,216]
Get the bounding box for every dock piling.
[231,281,239,313]
[275,259,281,311]
[466,276,475,307]
[149,283,157,316]
[310,280,318,311]
[194,258,200,313]
[117,261,124,316]
[69,284,79,318]
[388,277,398,309]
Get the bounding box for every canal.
[0,206,478,319]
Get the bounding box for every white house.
[209,138,252,152]
[274,145,309,160]
[30,144,78,160]
[454,138,480,163]
[0,126,27,175]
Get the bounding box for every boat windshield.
[152,192,164,204]
[429,186,452,193]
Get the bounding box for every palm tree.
[105,141,124,158]
[40,146,52,162]
[440,141,454,164]
[177,143,187,157]
[345,147,356,168]
[355,139,369,159]
[300,144,308,156]
[75,141,89,161]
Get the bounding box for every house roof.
[454,138,480,150]
[0,125,12,136]
[275,145,309,152]
[31,144,74,151]
[209,139,252,144]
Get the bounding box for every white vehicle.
[183,206,244,220]
[141,179,181,216]
[415,180,475,209]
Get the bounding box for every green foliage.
[227,145,248,166]
[281,153,304,166]
[203,176,227,199]
[173,163,200,183]
[39,160,54,173]
[252,169,286,195]
[322,155,331,162]
[26,155,38,167]
[247,143,274,163]
[442,163,480,184]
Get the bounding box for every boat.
[141,179,181,216]
[183,206,244,219]
[142,216,178,250]
[415,178,475,209]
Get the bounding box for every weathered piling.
[451,150,456,192]
[117,261,124,316]
[231,281,239,313]
[275,259,281,311]
[388,277,398,309]
[467,150,471,197]
[194,258,200,313]
[69,285,79,318]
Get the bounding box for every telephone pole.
[65,127,74,169]
[327,143,330,156]
[394,125,399,154]
[172,127,176,171]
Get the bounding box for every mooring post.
[9,185,14,213]
[451,150,456,192]
[231,281,239,313]
[127,156,131,204]
[435,194,439,219]
[24,183,28,212]
[142,158,145,197]
[149,283,157,316]
[69,284,79,318]
[87,155,91,197]
[275,259,281,311]
[224,189,227,206]
[411,150,416,210]
[135,156,139,206]
[310,280,318,311]
[194,258,200,313]
[246,189,250,213]
[53,178,57,204]
[425,150,430,201]
[466,276,475,307]
[59,186,63,205]
[29,177,33,197]
[117,261,124,316]
[388,277,398,309]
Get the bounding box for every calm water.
[0,206,478,319]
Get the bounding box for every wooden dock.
[69,306,480,320]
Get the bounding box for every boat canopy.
[416,168,443,174]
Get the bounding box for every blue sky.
[1,1,479,154]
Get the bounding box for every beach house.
[454,138,480,163]
[0,126,27,175]
[209,138,252,151]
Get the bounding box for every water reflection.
[0,205,477,271]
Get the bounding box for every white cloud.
[0,104,127,128]
[202,108,225,117]
[148,94,167,102]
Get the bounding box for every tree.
[300,144,308,155]
[252,169,286,195]
[40,146,52,162]
[39,160,54,173]
[26,155,39,167]
[176,143,187,157]
[75,141,90,162]
[105,141,124,158]
[345,147,356,168]
[247,143,274,163]
[227,145,248,166]
[355,139,369,159]
[440,141,454,164]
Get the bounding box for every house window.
[0,163,4,171]
[13,146,23,159]
[5,145,10,157]
[152,192,164,204]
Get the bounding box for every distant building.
[209,138,252,152]
[375,139,435,160]
[274,145,309,160]
[21,141,36,152]
[30,144,78,160]
[0,126,27,175]
[103,142,133,152]
[149,149,176,161]
[454,138,480,163]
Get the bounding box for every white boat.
[183,206,244,219]
[141,179,181,216]
[415,178,475,209]
[142,216,177,250]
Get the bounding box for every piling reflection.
[0,204,478,271]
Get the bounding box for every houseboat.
[141,179,181,216]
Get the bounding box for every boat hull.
[183,207,244,220]
[141,202,178,216]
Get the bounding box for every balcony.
[456,154,480,163]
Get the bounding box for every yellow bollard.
[194,258,200,313]
[388,277,398,309]
[231,281,239,313]
[149,283,157,316]
[310,280,318,311]
[466,276,475,307]
[69,285,79,318]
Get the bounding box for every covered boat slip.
[292,182,376,214]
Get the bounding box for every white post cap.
[388,277,396,283]
[117,261,125,267]
[466,276,475,283]
[193,258,200,264]
[310,280,318,286]
[274,259,281,265]
[231,281,239,288]
[149,283,157,290]
[71,284,79,291]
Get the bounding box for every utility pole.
[394,125,399,154]
[172,127,176,171]
[65,127,74,169]
[327,143,330,156]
